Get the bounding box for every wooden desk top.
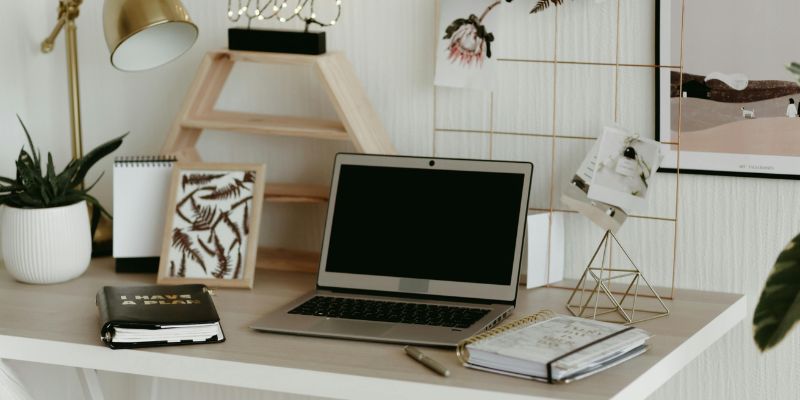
[0,259,745,400]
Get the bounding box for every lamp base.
[91,212,113,257]
[228,28,326,55]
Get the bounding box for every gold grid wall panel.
[433,0,684,298]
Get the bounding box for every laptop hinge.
[316,286,514,306]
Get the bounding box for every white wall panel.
[434,131,490,160]
[554,64,616,137]
[616,66,657,138]
[618,0,658,65]
[495,0,556,61]
[434,87,492,132]
[494,62,555,135]
[556,0,618,64]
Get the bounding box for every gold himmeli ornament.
[566,230,670,325]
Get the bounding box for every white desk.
[0,259,745,400]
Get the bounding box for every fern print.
[243,204,250,235]
[190,198,218,231]
[212,233,230,279]
[178,253,187,277]
[171,228,207,273]
[198,238,216,257]
[200,179,249,201]
[233,248,243,280]
[182,173,225,191]
[530,0,564,14]
[167,168,258,282]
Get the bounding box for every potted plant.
[0,116,125,284]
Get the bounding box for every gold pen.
[404,346,451,377]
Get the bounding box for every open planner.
[456,311,651,384]
[113,156,176,272]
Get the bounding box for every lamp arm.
[40,0,83,54]
[41,16,66,53]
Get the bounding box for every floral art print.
[435,0,502,90]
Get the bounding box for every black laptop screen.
[324,164,525,285]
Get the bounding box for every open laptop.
[251,153,533,346]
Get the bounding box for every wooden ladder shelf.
[161,49,396,204]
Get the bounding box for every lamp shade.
[103,0,198,72]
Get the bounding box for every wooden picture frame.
[157,162,266,289]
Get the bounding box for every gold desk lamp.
[41,0,198,255]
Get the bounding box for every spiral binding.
[114,155,177,168]
[456,309,556,364]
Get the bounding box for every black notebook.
[96,284,225,349]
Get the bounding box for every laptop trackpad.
[311,318,393,337]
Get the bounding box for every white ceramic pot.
[1,201,92,284]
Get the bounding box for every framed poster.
[657,0,800,179]
[157,163,266,289]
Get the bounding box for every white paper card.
[524,212,564,289]
[113,160,175,258]
[434,0,500,90]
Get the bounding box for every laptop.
[251,153,533,346]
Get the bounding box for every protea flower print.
[444,14,494,66]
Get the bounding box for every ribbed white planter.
[1,201,92,284]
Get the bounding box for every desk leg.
[149,377,160,400]
[0,359,33,400]
[77,368,105,400]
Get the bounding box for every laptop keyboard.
[288,296,491,329]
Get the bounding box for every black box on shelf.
[228,28,326,55]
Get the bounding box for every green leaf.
[82,171,104,193]
[57,159,81,188]
[82,193,112,220]
[70,133,127,187]
[0,185,21,193]
[753,233,800,351]
[46,153,58,195]
[15,192,44,208]
[788,63,800,84]
[16,115,41,170]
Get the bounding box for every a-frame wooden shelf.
[161,49,396,204]
[181,111,350,142]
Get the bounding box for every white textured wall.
[0,0,798,399]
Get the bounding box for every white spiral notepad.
[113,156,177,272]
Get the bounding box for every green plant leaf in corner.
[753,233,800,351]
[788,62,800,82]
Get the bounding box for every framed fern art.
[157,163,266,288]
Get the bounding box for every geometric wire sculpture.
[566,230,670,325]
